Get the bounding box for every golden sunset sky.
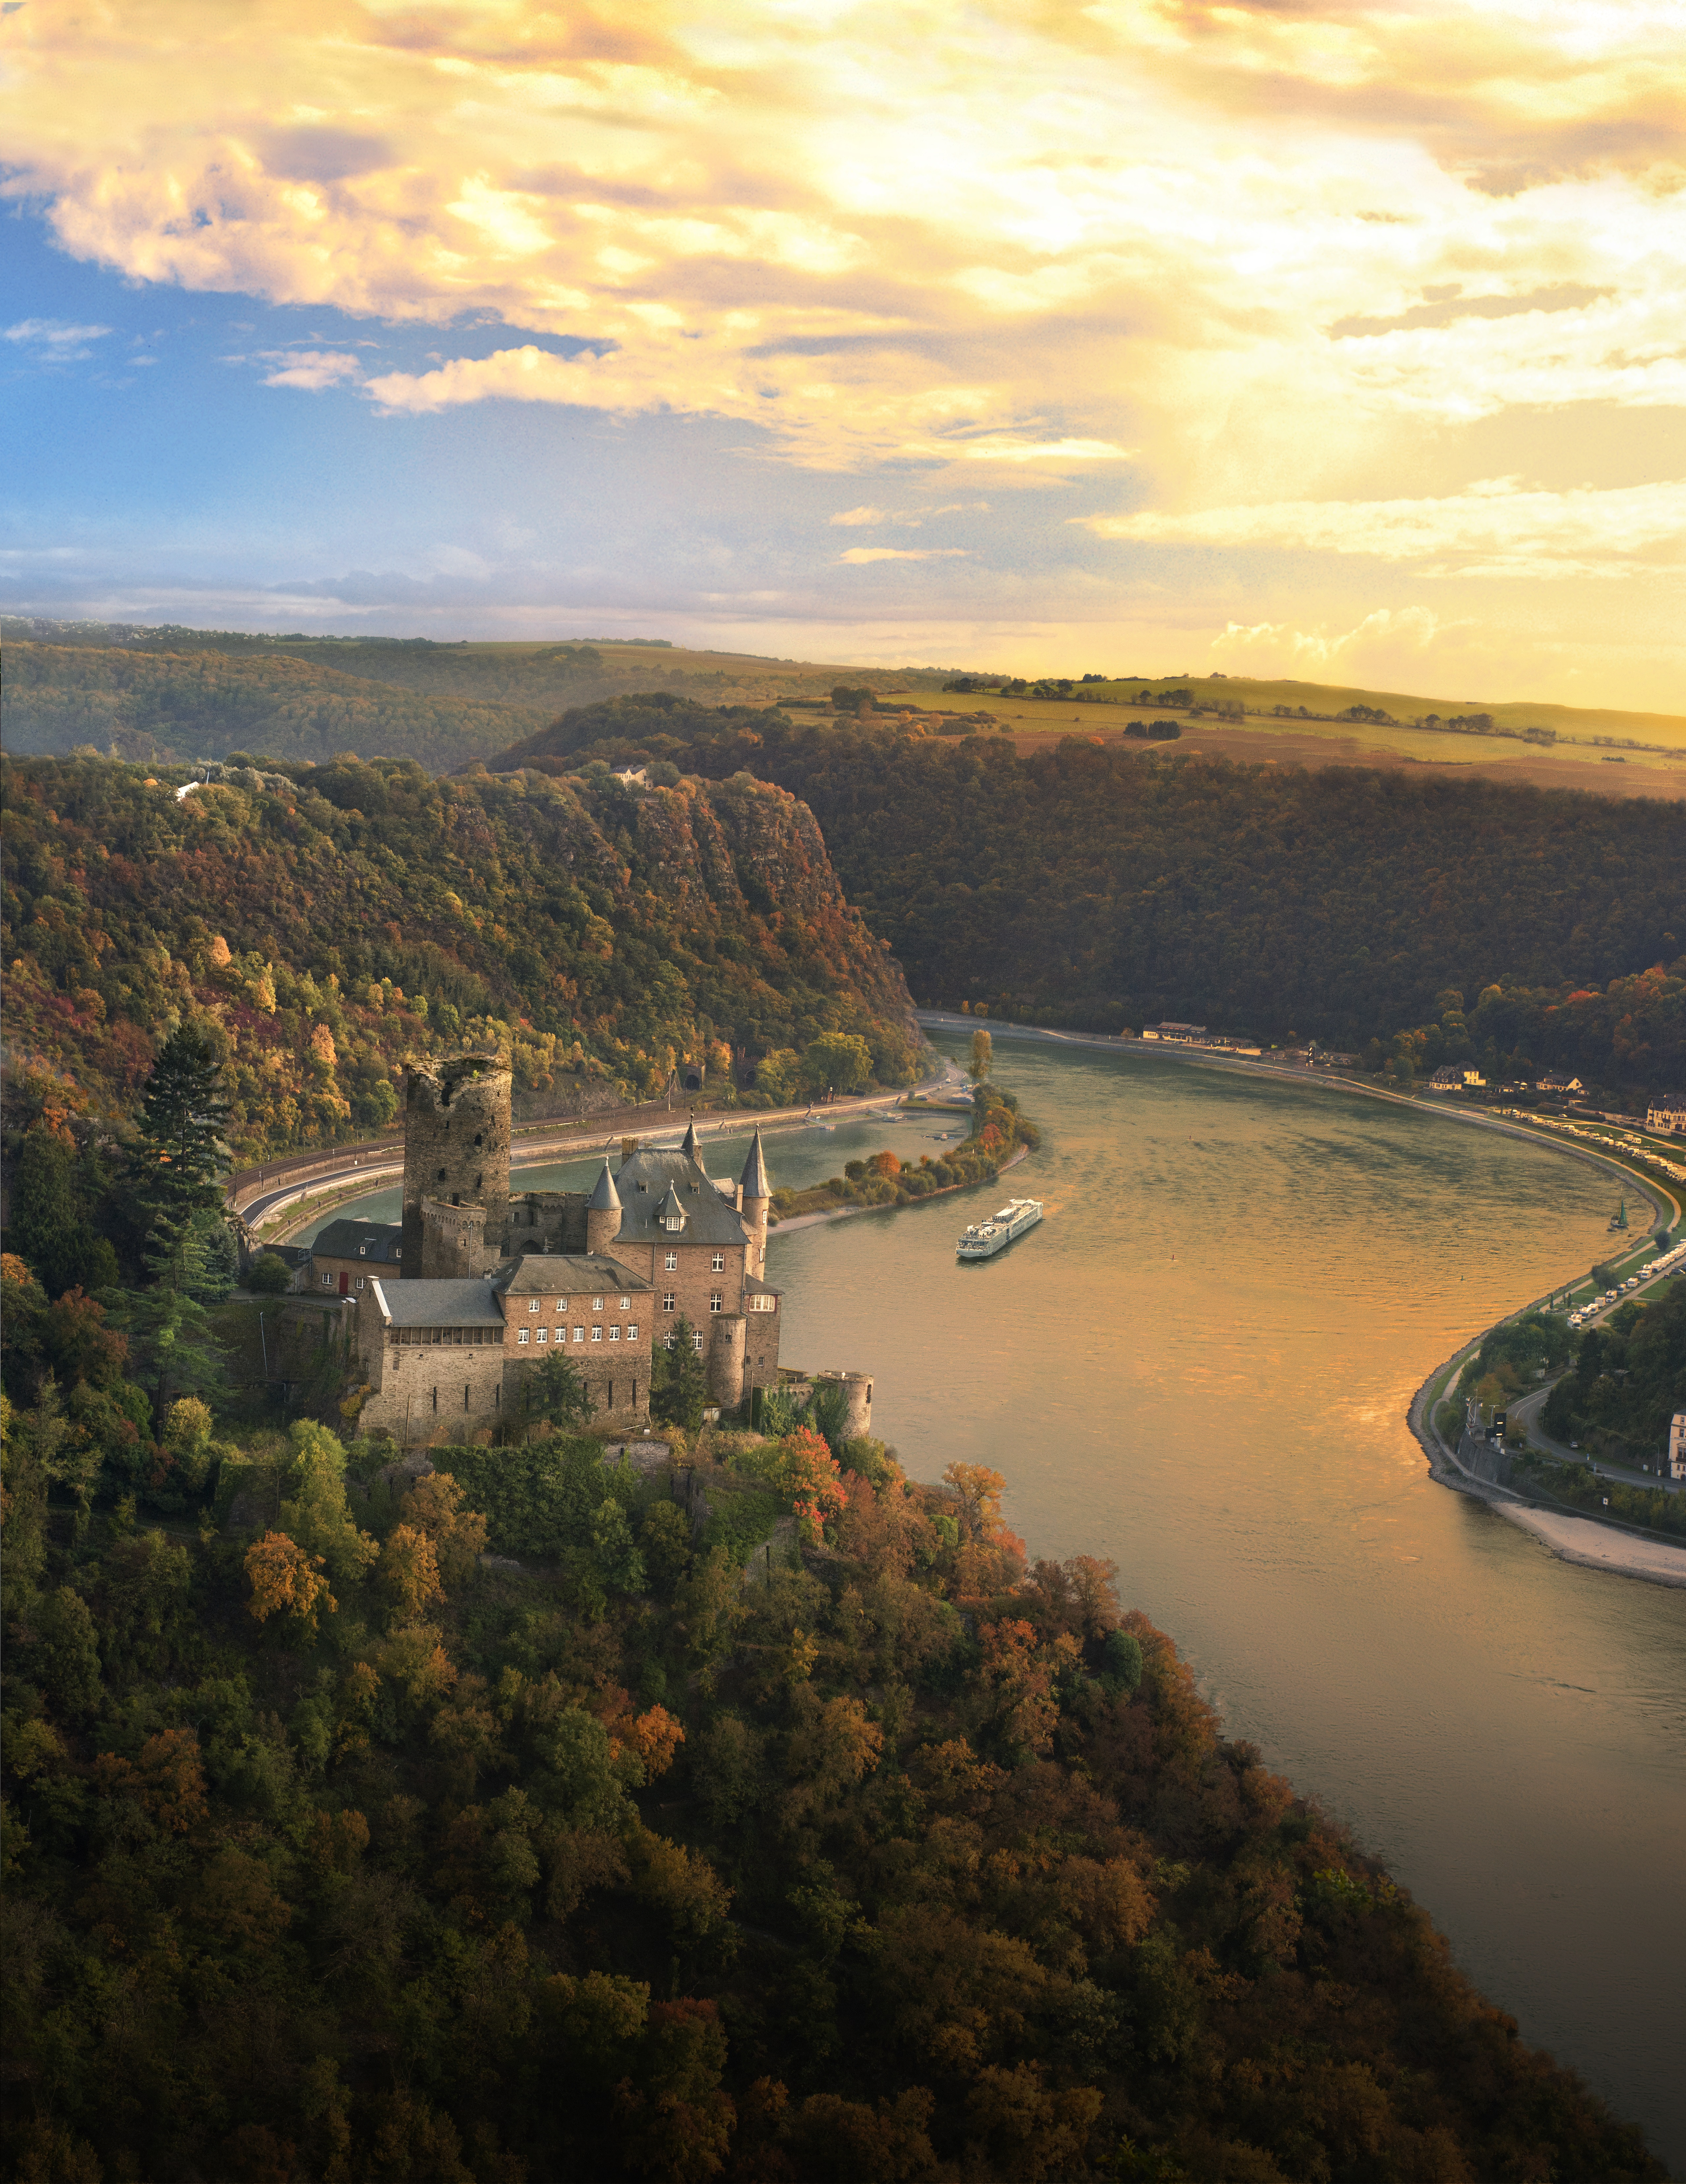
[3,0,1682,703]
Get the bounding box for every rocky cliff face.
[0,751,918,1159]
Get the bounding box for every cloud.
[1208,607,1452,678]
[259,349,364,390]
[838,547,971,564]
[2,0,1678,485]
[4,317,112,359]
[1084,480,1686,578]
[830,507,887,526]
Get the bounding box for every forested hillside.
[492,705,1686,1098]
[1,644,536,771]
[2,1387,1662,2184]
[0,751,917,1162]
[0,635,940,769]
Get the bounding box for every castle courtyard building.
[353,1057,782,1441]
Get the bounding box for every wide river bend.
[302,1036,1686,2171]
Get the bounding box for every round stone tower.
[841,1371,874,1440]
[401,1054,512,1278]
[585,1160,623,1256]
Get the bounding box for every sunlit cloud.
[1,0,1682,701]
[259,349,364,390]
[5,0,1680,477]
[838,547,970,563]
[1085,481,1686,579]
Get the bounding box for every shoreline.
[918,1014,1686,1589]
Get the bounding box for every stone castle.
[353,1054,790,1441]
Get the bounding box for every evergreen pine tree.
[651,1315,708,1431]
[5,1126,120,1298]
[129,1023,233,1228]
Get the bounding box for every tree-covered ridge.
[1,752,917,1160]
[0,641,953,772]
[497,707,1686,1098]
[2,1390,1663,2184]
[1,644,539,771]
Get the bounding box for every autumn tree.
[245,1531,336,1632]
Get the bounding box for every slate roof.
[681,1118,706,1170]
[587,1160,622,1212]
[494,1254,652,1295]
[312,1219,403,1264]
[613,1147,752,1246]
[369,1277,504,1329]
[739,1128,771,1200]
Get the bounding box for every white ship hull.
[957,1198,1043,1259]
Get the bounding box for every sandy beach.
[1495,1504,1686,1587]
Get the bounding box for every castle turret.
[739,1128,771,1278]
[681,1117,706,1172]
[401,1055,511,1278]
[585,1160,623,1256]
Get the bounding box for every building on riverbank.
[1647,1093,1686,1135]
[350,1055,786,1438]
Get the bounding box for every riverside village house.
[351,1055,784,1441]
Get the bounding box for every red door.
[338,1272,349,1295]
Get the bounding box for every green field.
[5,617,1682,774]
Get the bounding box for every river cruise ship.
[957,1197,1043,1260]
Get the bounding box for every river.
[299,1041,1686,2171]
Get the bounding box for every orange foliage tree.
[244,1530,336,1631]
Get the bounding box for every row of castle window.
[665,1330,707,1353]
[517,1324,640,1345]
[525,1294,632,1313]
[659,1251,727,1272]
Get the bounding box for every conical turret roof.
[659,1181,687,1228]
[681,1117,706,1171]
[739,1127,771,1200]
[588,1160,621,1213]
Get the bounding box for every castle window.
[609,1325,620,1342]
[395,1247,401,1259]
[665,1252,677,1271]
[320,1272,331,1287]
[474,1133,483,1146]
[619,1296,630,1309]
[627,1323,639,1342]
[465,1385,471,1410]
[536,1326,547,1343]
[592,1296,603,1311]
[528,1299,540,1313]
[437,1168,447,1182]
[710,1292,723,1313]
[663,1292,675,1312]
[518,1330,529,1345]
[591,1326,602,1342]
[748,1294,776,1313]
[555,1298,567,1313]
[711,1252,724,1273]
[691,1331,704,1353]
[573,1325,584,1343]
[359,1246,367,1257]
[432,1387,438,1412]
